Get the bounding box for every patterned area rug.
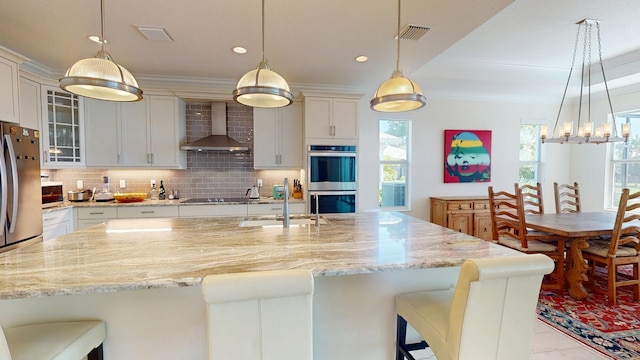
[537,269,640,359]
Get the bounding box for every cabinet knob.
[458,205,462,210]
[483,204,487,209]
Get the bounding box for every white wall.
[358,95,572,220]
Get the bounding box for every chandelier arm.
[597,22,618,137]
[553,24,582,137]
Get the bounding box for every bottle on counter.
[150,184,158,200]
[159,180,166,200]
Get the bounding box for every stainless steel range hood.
[180,102,249,152]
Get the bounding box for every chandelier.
[541,19,629,144]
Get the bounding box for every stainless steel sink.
[239,215,328,227]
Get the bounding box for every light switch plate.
[76,180,83,189]
[150,179,156,187]
[119,180,126,189]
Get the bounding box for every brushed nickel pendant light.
[370,0,426,112]
[233,0,293,108]
[59,0,142,102]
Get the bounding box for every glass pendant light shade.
[370,70,426,112]
[59,0,142,102]
[233,60,293,108]
[60,50,142,102]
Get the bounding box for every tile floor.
[408,319,612,360]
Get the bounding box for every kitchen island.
[0,212,517,359]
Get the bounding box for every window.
[609,112,639,207]
[379,119,410,210]
[519,123,542,186]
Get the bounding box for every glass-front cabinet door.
[41,85,84,168]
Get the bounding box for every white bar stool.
[395,254,553,360]
[201,269,314,360]
[0,320,105,360]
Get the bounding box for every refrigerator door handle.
[0,141,7,233]
[4,134,18,233]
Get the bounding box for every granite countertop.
[1,212,518,300]
[43,197,304,210]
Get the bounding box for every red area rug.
[537,268,640,359]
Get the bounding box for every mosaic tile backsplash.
[44,102,301,200]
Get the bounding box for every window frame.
[607,112,639,208]
[519,119,544,186]
[379,119,411,211]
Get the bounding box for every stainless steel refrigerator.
[0,122,42,247]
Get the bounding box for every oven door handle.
[308,152,357,157]
[309,191,357,196]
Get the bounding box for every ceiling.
[1,0,640,102]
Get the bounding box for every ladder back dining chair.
[488,184,565,291]
[553,182,581,213]
[582,188,640,305]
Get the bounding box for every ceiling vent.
[397,24,430,41]
[135,25,175,41]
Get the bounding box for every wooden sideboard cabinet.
[430,196,493,241]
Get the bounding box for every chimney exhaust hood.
[180,102,249,152]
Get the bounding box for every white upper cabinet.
[303,94,359,141]
[41,85,85,168]
[0,46,28,124]
[19,77,41,130]
[253,101,303,169]
[84,95,186,169]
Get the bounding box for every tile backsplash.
[44,102,302,200]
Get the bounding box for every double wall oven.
[307,145,356,214]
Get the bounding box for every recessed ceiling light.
[233,46,247,54]
[88,35,107,44]
[355,55,368,62]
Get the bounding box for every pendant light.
[59,0,143,102]
[370,0,426,112]
[233,0,293,108]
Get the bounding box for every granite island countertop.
[0,212,518,300]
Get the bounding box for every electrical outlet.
[119,179,126,189]
[76,180,83,189]
[150,179,156,187]
[257,179,263,186]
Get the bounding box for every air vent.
[397,24,430,41]
[135,25,175,41]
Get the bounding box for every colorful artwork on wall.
[444,130,492,183]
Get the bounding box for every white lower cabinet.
[179,205,247,218]
[247,203,305,216]
[75,207,118,230]
[42,208,72,241]
[117,206,179,219]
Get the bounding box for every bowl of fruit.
[113,192,147,203]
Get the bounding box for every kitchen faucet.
[283,178,290,228]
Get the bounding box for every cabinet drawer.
[473,201,490,210]
[42,208,71,224]
[77,207,118,219]
[179,204,247,217]
[117,206,179,219]
[247,202,306,216]
[446,201,473,211]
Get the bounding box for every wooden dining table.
[524,211,618,300]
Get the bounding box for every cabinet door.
[148,96,185,168]
[447,212,473,235]
[121,99,148,166]
[0,56,20,123]
[304,97,332,138]
[332,99,358,139]
[84,98,121,167]
[430,199,446,226]
[253,108,279,168]
[19,77,41,130]
[278,102,303,168]
[474,213,493,241]
[41,86,84,167]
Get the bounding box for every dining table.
[524,211,618,300]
